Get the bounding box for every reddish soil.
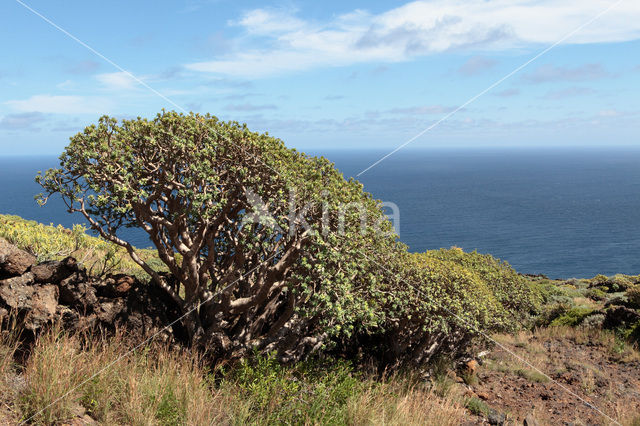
[462,331,640,425]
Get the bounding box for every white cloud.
[544,86,596,99]
[387,105,456,115]
[96,71,139,90]
[225,103,277,111]
[5,95,114,114]
[185,0,640,78]
[233,8,306,35]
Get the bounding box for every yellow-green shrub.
[0,214,163,278]
[627,286,640,308]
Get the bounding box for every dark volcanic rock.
[0,239,186,344]
[0,272,58,330]
[0,237,36,277]
[31,257,79,283]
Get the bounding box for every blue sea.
[1,148,639,279]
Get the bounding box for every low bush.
[585,288,607,301]
[549,307,595,327]
[465,397,490,417]
[626,286,640,308]
[0,214,163,279]
[355,248,538,367]
[589,274,635,293]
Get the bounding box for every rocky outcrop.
[0,238,36,277]
[0,239,185,343]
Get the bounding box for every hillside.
[1,214,640,425]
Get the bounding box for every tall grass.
[0,326,467,425]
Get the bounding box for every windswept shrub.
[34,111,536,367]
[626,286,640,309]
[590,274,635,293]
[351,249,536,367]
[585,288,607,302]
[425,248,539,315]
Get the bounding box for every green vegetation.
[2,111,639,423]
[627,286,640,308]
[549,307,595,327]
[465,397,490,417]
[0,214,164,280]
[0,326,466,425]
[33,111,536,366]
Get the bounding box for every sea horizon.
[1,146,639,279]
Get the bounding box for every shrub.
[353,249,537,366]
[585,288,607,302]
[0,214,162,278]
[35,111,536,367]
[37,111,402,360]
[590,274,635,293]
[582,314,605,329]
[465,397,490,417]
[535,303,572,327]
[626,286,640,308]
[549,307,594,327]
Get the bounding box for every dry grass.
[13,328,227,425]
[348,384,466,426]
[0,326,468,425]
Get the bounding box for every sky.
[1,0,639,156]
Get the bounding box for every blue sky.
[1,0,639,155]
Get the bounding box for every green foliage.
[589,274,636,293]
[220,355,364,424]
[626,286,640,308]
[0,214,163,278]
[549,307,594,327]
[529,279,572,306]
[0,214,88,262]
[625,322,640,347]
[585,288,607,301]
[33,111,538,365]
[581,314,605,329]
[465,397,490,417]
[425,248,538,316]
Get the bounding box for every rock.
[0,238,36,277]
[523,413,539,426]
[31,257,78,283]
[0,254,186,346]
[114,274,134,293]
[0,273,58,330]
[59,274,97,307]
[466,359,478,375]
[488,409,506,425]
[476,390,490,400]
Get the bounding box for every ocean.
[1,148,639,279]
